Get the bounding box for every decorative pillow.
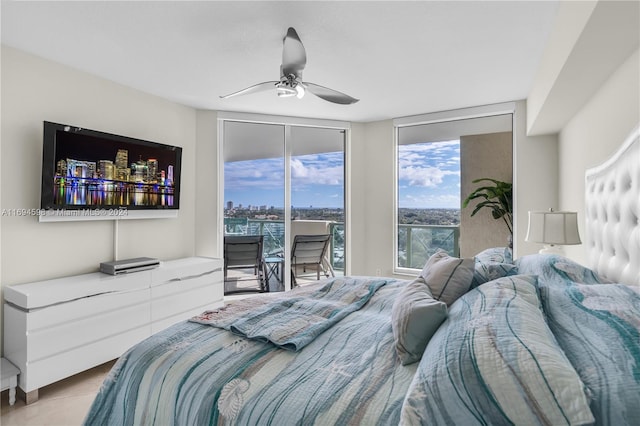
[470,258,518,288]
[400,275,594,426]
[540,283,640,425]
[419,249,474,305]
[391,277,447,365]
[474,246,513,264]
[516,253,604,286]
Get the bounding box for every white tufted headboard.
[585,125,640,286]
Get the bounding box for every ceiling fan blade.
[305,82,359,105]
[281,27,306,78]
[219,81,278,99]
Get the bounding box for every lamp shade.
[525,210,581,245]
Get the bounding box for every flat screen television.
[41,121,182,215]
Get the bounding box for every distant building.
[66,158,97,179]
[167,165,174,186]
[115,149,128,169]
[115,149,130,181]
[147,159,158,182]
[98,160,115,180]
[226,201,234,210]
[56,159,67,177]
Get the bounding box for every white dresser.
[3,256,223,403]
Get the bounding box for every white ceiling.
[1,1,559,123]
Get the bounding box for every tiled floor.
[0,360,115,426]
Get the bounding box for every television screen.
[41,121,182,211]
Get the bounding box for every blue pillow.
[516,254,604,286]
[401,275,594,425]
[474,246,513,264]
[540,283,640,425]
[419,249,474,306]
[471,247,517,288]
[391,277,447,365]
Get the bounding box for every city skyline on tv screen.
[49,128,180,208]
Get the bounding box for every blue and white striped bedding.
[85,278,418,425]
[191,277,389,351]
[400,275,594,425]
[518,254,640,425]
[85,254,640,425]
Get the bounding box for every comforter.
[85,278,417,425]
[85,254,640,426]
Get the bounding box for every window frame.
[217,111,351,291]
[392,102,516,275]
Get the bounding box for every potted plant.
[462,178,513,245]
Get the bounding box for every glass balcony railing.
[397,224,459,269]
[224,218,458,274]
[224,219,345,273]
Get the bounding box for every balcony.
[225,218,459,274]
[225,219,344,273]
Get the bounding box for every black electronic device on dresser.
[100,257,160,275]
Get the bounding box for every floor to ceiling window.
[223,121,285,257]
[397,139,461,269]
[221,116,348,291]
[290,126,346,272]
[395,110,513,272]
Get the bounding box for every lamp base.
[539,245,563,255]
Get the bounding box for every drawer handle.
[168,267,221,282]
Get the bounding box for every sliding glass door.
[222,118,346,292]
[290,126,345,276]
[223,121,285,257]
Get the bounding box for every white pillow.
[420,249,474,306]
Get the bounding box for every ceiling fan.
[220,27,359,105]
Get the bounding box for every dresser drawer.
[25,288,150,361]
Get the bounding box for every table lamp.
[525,208,581,254]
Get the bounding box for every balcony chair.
[224,235,267,294]
[291,234,334,285]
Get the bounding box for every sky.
[224,140,461,209]
[225,152,345,208]
[398,140,460,209]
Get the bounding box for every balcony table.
[264,256,284,291]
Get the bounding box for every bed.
[85,127,639,426]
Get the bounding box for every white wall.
[348,107,558,276]
[195,110,220,258]
[513,101,559,258]
[526,0,639,266]
[559,48,640,264]
[1,46,199,352]
[349,120,396,277]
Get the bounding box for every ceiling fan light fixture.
[276,84,297,97]
[295,84,305,99]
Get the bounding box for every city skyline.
[56,150,175,186]
[54,129,179,179]
[53,149,177,207]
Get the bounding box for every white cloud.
[400,166,459,188]
[290,156,343,187]
[225,153,344,191]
